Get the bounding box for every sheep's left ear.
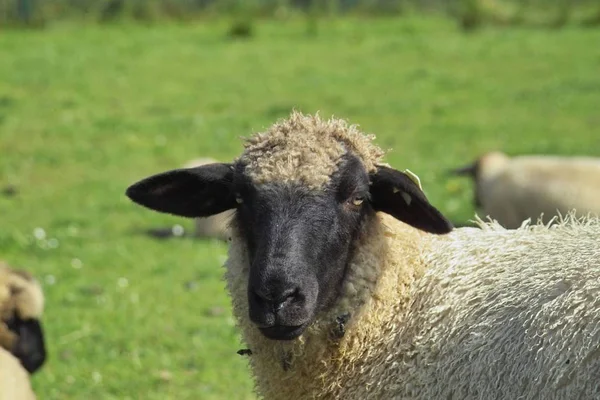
[126,163,235,218]
[369,166,453,234]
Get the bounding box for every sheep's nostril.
[273,301,285,312]
[273,289,299,312]
[252,288,299,313]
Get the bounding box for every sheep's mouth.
[259,323,308,341]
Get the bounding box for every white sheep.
[0,262,47,375]
[451,150,600,228]
[126,111,600,399]
[181,157,234,241]
[0,263,45,400]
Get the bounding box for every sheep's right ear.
[126,163,236,218]
[369,166,453,234]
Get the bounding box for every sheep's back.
[480,156,600,228]
[406,219,600,399]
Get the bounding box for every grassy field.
[1,16,599,399]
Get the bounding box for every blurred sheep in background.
[451,151,600,228]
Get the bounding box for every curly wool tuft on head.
[237,111,386,189]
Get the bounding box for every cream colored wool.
[0,264,44,320]
[183,158,235,241]
[237,111,385,190]
[469,151,600,228]
[409,215,600,399]
[0,263,44,352]
[0,347,36,400]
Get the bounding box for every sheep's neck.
[225,214,426,399]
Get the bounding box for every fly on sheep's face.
[126,150,452,341]
[237,348,252,357]
[333,312,352,339]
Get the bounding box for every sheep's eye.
[235,194,243,204]
[351,196,364,206]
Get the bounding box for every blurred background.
[1,0,599,399]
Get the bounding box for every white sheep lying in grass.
[182,157,234,241]
[0,263,46,400]
[451,150,600,228]
[127,111,600,399]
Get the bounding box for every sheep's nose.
[252,287,299,313]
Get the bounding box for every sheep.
[450,150,600,229]
[0,263,45,400]
[182,157,235,241]
[126,111,600,399]
[0,262,47,375]
[0,347,36,400]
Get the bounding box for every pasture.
[1,16,599,399]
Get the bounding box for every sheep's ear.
[369,166,453,234]
[448,160,478,177]
[126,163,235,218]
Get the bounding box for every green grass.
[1,16,599,399]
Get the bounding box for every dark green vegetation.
[2,0,600,31]
[1,17,599,399]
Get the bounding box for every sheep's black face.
[126,148,452,342]
[233,155,371,340]
[5,314,47,374]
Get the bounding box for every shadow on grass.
[131,226,229,242]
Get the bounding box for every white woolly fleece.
[396,215,600,399]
